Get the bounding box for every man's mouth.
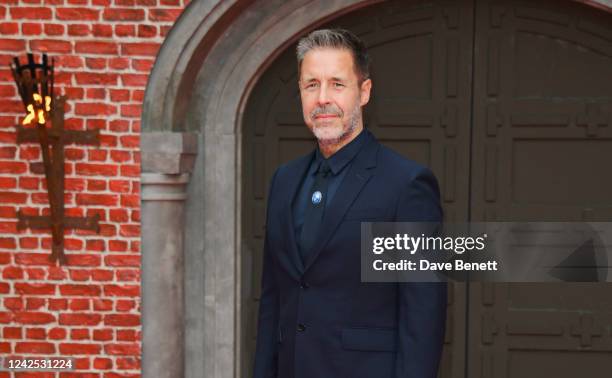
[315,114,339,119]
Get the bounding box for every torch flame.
[21,94,51,125]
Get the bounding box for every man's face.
[299,48,372,145]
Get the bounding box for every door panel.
[469,1,612,377]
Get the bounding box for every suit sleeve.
[394,167,447,378]
[253,169,281,378]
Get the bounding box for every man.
[253,29,446,378]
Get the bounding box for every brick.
[86,119,106,130]
[76,41,117,55]
[91,270,113,281]
[75,163,118,176]
[68,24,90,36]
[69,298,90,311]
[103,8,144,21]
[14,253,54,266]
[92,299,113,311]
[116,269,139,282]
[15,341,54,354]
[92,24,112,37]
[104,284,139,297]
[70,328,90,340]
[18,177,39,190]
[0,23,19,35]
[3,265,23,279]
[0,311,14,323]
[115,24,135,37]
[109,210,129,223]
[22,22,42,35]
[93,329,113,341]
[104,342,140,355]
[108,57,129,70]
[84,58,106,71]
[0,238,16,249]
[48,328,67,340]
[86,239,105,252]
[47,267,68,280]
[59,313,101,326]
[0,206,15,218]
[110,150,131,163]
[48,298,68,311]
[30,39,72,53]
[60,284,101,296]
[105,255,139,267]
[149,8,183,22]
[15,283,55,295]
[0,177,16,189]
[137,25,156,38]
[14,311,55,325]
[10,7,52,19]
[121,42,160,56]
[4,297,24,311]
[3,327,22,339]
[65,178,86,191]
[56,7,100,20]
[65,147,85,160]
[93,357,113,369]
[116,299,136,312]
[104,314,140,327]
[19,237,38,249]
[116,357,140,370]
[44,23,65,36]
[75,73,117,86]
[116,329,137,341]
[86,88,107,100]
[76,194,118,206]
[26,297,45,310]
[0,38,25,51]
[0,221,17,233]
[121,194,139,208]
[59,343,101,355]
[121,74,148,86]
[25,328,46,339]
[0,192,27,203]
[66,254,101,267]
[119,224,140,237]
[0,161,27,174]
[88,149,108,161]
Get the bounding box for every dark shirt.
[292,128,370,244]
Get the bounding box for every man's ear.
[360,78,372,106]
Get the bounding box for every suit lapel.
[303,134,379,271]
[279,150,314,276]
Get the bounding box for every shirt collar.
[313,128,369,176]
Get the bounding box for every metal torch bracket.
[16,96,101,264]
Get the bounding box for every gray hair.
[296,28,370,83]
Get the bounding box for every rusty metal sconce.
[10,53,101,264]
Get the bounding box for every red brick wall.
[0,2,188,377]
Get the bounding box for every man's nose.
[317,84,331,105]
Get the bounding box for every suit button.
[300,281,309,289]
[297,324,306,332]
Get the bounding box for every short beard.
[313,104,362,146]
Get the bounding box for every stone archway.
[140,1,612,378]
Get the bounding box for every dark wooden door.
[241,0,612,377]
[468,1,612,377]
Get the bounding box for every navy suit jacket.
[253,130,447,378]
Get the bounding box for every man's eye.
[305,83,318,89]
[333,82,345,88]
